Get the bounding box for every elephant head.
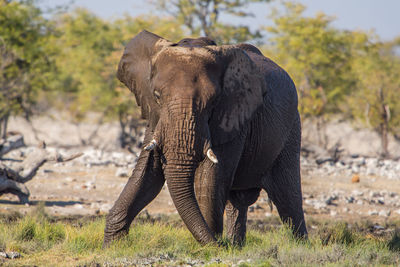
[117,30,264,244]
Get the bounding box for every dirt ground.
[1,161,399,226]
[2,115,400,227]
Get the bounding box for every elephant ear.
[117,30,172,128]
[209,47,265,145]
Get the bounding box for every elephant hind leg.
[262,123,307,238]
[225,188,261,246]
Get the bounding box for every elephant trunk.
[162,111,216,244]
[164,162,216,244]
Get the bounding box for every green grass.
[0,206,399,266]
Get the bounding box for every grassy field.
[0,204,399,266]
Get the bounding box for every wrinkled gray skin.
[103,30,307,247]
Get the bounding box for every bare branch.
[0,137,83,202]
[0,135,25,158]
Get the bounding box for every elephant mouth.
[143,118,218,165]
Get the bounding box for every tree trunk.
[379,87,390,158]
[0,113,9,139]
[380,120,389,158]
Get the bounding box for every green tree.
[348,40,400,157]
[50,9,185,146]
[154,0,271,44]
[0,0,54,138]
[265,2,362,146]
[266,2,358,117]
[49,8,121,119]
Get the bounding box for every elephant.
[103,30,307,247]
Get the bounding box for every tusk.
[206,148,218,164]
[144,139,157,151]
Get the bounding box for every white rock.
[65,177,76,182]
[90,202,101,209]
[369,191,382,198]
[84,181,96,190]
[345,196,355,203]
[379,210,391,217]
[368,210,378,215]
[115,168,129,177]
[351,166,360,173]
[351,190,364,197]
[373,225,385,230]
[100,203,113,212]
[314,202,327,209]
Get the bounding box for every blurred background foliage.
[1,0,399,156]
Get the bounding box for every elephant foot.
[103,210,131,248]
[291,217,308,240]
[225,189,261,246]
[103,228,129,248]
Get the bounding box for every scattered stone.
[368,210,378,216]
[369,191,381,198]
[8,252,21,259]
[325,195,338,205]
[115,168,129,177]
[65,177,76,182]
[73,204,84,209]
[90,202,100,209]
[351,190,364,196]
[84,181,96,190]
[379,210,391,217]
[345,196,354,203]
[100,203,112,213]
[374,225,385,231]
[351,174,360,183]
[0,252,21,259]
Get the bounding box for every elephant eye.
[154,89,161,104]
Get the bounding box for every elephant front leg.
[103,131,164,247]
[225,188,260,246]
